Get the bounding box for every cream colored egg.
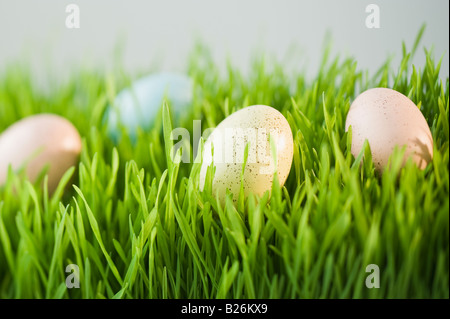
[199,105,294,206]
[0,114,82,194]
[345,88,433,171]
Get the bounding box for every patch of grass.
[0,30,448,298]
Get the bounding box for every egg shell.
[199,105,294,206]
[0,114,82,194]
[106,72,194,141]
[345,88,433,171]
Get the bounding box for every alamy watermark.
[64,262,381,290]
[64,4,381,32]
[170,120,280,175]
[65,4,80,29]
[65,264,80,288]
[365,264,380,288]
[365,4,380,29]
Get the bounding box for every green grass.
[0,31,448,299]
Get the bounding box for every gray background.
[0,0,448,87]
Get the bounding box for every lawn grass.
[0,31,448,299]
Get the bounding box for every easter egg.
[106,72,194,141]
[345,88,433,171]
[0,114,82,194]
[199,105,294,206]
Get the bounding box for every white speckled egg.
[0,114,82,194]
[106,72,193,141]
[345,87,433,171]
[199,105,294,206]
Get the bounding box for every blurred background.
[0,0,448,87]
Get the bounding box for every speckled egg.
[199,105,294,206]
[345,87,433,171]
[0,114,82,194]
[106,72,193,141]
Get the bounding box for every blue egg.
[106,72,194,141]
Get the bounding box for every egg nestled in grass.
[106,72,194,142]
[0,114,82,194]
[199,105,294,206]
[345,87,433,171]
